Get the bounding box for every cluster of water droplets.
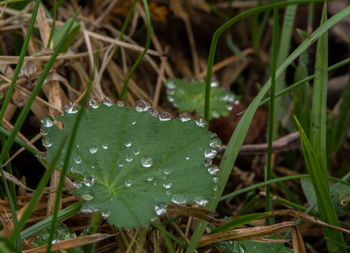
[40,116,54,148]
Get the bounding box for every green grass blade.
[310,5,328,177]
[260,57,350,106]
[7,134,68,245]
[120,0,151,102]
[274,1,297,139]
[295,116,346,252]
[203,0,324,122]
[186,4,350,252]
[265,0,279,225]
[20,202,82,240]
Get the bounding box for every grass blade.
[295,117,346,252]
[186,4,350,252]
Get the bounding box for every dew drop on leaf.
[154,203,167,216]
[133,148,140,155]
[102,97,113,106]
[195,118,207,127]
[117,161,124,168]
[166,81,176,90]
[209,138,222,150]
[135,100,150,112]
[83,176,95,187]
[159,112,171,121]
[204,148,217,159]
[210,81,218,88]
[147,176,153,182]
[141,156,153,168]
[88,98,100,109]
[41,116,54,128]
[204,158,212,167]
[81,191,94,201]
[126,155,133,162]
[194,196,208,206]
[73,156,82,164]
[171,194,187,205]
[179,112,191,122]
[116,100,125,107]
[185,156,190,160]
[163,168,171,175]
[163,182,172,189]
[102,143,108,150]
[73,180,82,189]
[89,145,98,154]
[125,180,132,187]
[208,166,219,175]
[102,210,110,219]
[40,128,48,136]
[42,136,53,148]
[131,120,136,126]
[149,107,159,117]
[213,177,219,183]
[64,101,78,114]
[125,142,132,148]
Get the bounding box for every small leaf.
[301,178,350,217]
[44,102,220,228]
[52,18,80,53]
[166,79,237,120]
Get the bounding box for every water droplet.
[131,120,136,125]
[73,180,82,189]
[195,118,207,127]
[89,145,98,154]
[42,136,53,148]
[133,148,140,155]
[168,96,175,102]
[125,180,132,187]
[163,182,172,189]
[149,107,159,117]
[226,105,233,111]
[40,128,48,136]
[71,166,84,174]
[194,196,208,206]
[81,192,94,201]
[179,112,191,122]
[73,156,82,164]
[154,203,167,216]
[210,81,218,87]
[125,142,132,148]
[204,158,212,167]
[88,98,100,109]
[83,176,95,187]
[76,144,80,148]
[166,81,176,89]
[159,112,171,121]
[117,161,124,168]
[163,168,171,175]
[116,100,125,107]
[204,148,217,159]
[185,156,190,160]
[41,116,54,128]
[102,210,110,219]
[102,143,108,150]
[102,97,113,106]
[36,152,46,159]
[147,176,153,182]
[64,101,79,114]
[234,100,239,105]
[135,100,150,112]
[209,138,222,150]
[213,177,219,183]
[171,194,187,205]
[126,155,133,162]
[213,185,219,192]
[165,190,171,196]
[141,156,153,168]
[208,166,219,175]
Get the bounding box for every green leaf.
[301,178,350,217]
[52,18,80,53]
[45,102,220,228]
[216,240,292,253]
[166,79,236,120]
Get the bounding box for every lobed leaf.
[44,102,220,228]
[166,79,237,120]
